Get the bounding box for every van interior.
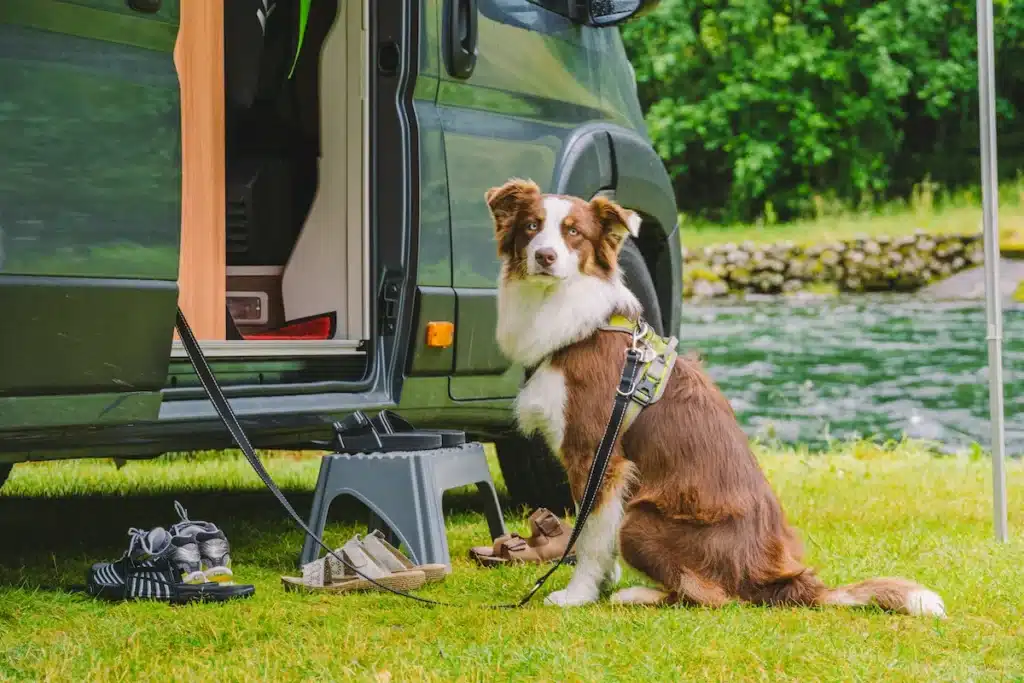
[174,0,369,359]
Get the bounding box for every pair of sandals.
[469,508,577,566]
[314,410,466,453]
[282,529,448,593]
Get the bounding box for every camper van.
[0,0,680,510]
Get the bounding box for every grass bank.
[681,178,1024,251]
[1,443,1022,681]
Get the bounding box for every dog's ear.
[484,178,540,227]
[590,196,641,251]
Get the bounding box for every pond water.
[678,296,1024,455]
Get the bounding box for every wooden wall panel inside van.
[173,0,226,340]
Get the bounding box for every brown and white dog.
[485,178,946,617]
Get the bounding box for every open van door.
[0,1,184,431]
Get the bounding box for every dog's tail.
[611,574,946,617]
[817,577,946,618]
[756,568,946,617]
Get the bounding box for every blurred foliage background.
[621,0,1024,224]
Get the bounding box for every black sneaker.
[86,527,253,603]
[169,501,234,584]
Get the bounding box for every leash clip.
[630,320,649,347]
[628,320,657,364]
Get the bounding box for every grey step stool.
[298,442,507,569]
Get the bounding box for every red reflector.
[244,312,336,341]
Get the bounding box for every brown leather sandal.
[468,508,576,566]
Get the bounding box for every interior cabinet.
[173,0,226,340]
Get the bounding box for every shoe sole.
[202,566,234,584]
[86,582,255,604]
[280,569,426,594]
[468,549,577,567]
[181,570,208,585]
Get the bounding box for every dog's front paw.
[544,588,597,607]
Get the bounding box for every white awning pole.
[976,0,1008,542]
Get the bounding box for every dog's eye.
[525,222,538,232]
[566,227,579,236]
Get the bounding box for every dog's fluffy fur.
[485,178,946,617]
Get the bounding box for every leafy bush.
[621,0,1024,224]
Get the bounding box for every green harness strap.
[599,315,679,432]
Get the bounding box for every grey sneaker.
[168,533,206,585]
[169,501,234,584]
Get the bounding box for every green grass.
[1,442,1022,681]
[681,178,1024,251]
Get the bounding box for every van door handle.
[444,0,478,79]
[126,0,162,12]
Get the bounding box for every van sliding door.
[0,0,182,430]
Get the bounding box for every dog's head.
[485,178,641,283]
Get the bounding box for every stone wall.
[683,231,985,299]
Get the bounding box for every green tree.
[622,0,1024,223]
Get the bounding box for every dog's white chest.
[515,362,567,454]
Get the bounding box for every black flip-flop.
[372,410,467,448]
[313,411,443,453]
[84,548,254,604]
[86,577,255,604]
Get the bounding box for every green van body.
[0,0,680,506]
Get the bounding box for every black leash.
[174,307,643,608]
[514,346,644,605]
[176,309,446,605]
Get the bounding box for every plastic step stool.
[298,443,507,569]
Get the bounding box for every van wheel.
[618,240,665,335]
[493,433,573,515]
[494,233,663,513]
[0,464,12,491]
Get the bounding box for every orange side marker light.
[426,321,455,348]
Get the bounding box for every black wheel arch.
[551,122,681,336]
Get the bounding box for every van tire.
[494,233,663,513]
[618,240,665,335]
[493,433,573,514]
[0,464,12,491]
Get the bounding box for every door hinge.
[379,278,402,335]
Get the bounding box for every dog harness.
[599,314,680,433]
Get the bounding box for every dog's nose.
[535,248,557,267]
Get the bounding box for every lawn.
[681,179,1024,251]
[1,442,1022,681]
